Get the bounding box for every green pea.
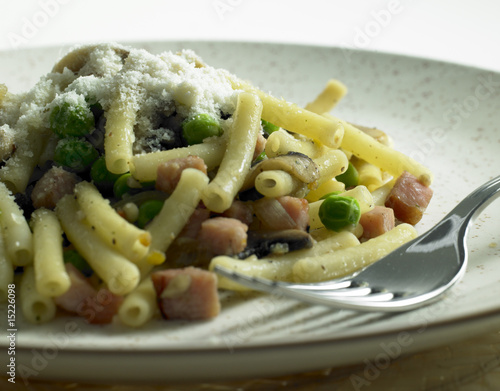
[319,194,361,231]
[336,162,359,188]
[136,199,164,228]
[182,114,222,145]
[113,173,134,199]
[261,119,279,135]
[54,138,99,172]
[50,101,95,138]
[91,156,121,189]
[63,249,93,276]
[319,191,343,200]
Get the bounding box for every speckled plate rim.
[1,40,500,383]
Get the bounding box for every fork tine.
[215,265,354,291]
[320,291,396,302]
[214,265,386,300]
[215,265,410,309]
[214,265,289,297]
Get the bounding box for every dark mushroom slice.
[238,187,264,202]
[239,151,320,198]
[237,229,313,259]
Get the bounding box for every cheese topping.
[0,43,240,160]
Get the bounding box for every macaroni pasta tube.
[265,129,321,159]
[202,92,262,213]
[293,224,418,282]
[313,147,349,186]
[20,266,57,324]
[353,158,384,191]
[0,182,33,266]
[31,208,70,297]
[332,115,433,186]
[130,137,226,182]
[104,91,137,174]
[305,178,345,202]
[74,181,151,262]
[118,277,158,327]
[146,168,209,266]
[210,231,360,290]
[0,135,46,193]
[231,78,344,149]
[305,79,348,114]
[0,229,13,302]
[254,170,303,198]
[56,195,140,296]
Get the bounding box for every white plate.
[1,41,500,384]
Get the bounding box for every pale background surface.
[0,0,499,71]
[1,1,500,390]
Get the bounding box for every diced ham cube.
[220,200,253,226]
[277,196,310,231]
[31,166,80,209]
[178,207,211,240]
[54,263,96,311]
[77,288,123,325]
[156,156,207,194]
[151,267,220,320]
[54,263,123,324]
[385,171,433,225]
[198,217,248,256]
[359,206,395,239]
[254,196,310,231]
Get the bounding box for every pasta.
[0,43,434,326]
[211,231,360,290]
[130,137,226,182]
[230,78,344,149]
[0,227,14,301]
[305,178,345,202]
[202,92,262,213]
[31,208,71,297]
[145,168,209,268]
[304,79,348,114]
[104,90,137,175]
[312,147,349,186]
[254,170,302,198]
[334,115,434,186]
[293,224,418,282]
[56,195,140,296]
[74,181,151,262]
[265,129,321,159]
[0,182,33,266]
[118,277,158,327]
[0,136,46,193]
[20,266,57,324]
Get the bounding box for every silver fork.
[215,175,500,312]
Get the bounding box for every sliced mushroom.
[349,123,393,147]
[239,152,320,199]
[52,44,130,74]
[238,229,313,259]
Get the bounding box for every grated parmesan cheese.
[0,43,241,161]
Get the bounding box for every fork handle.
[447,175,500,227]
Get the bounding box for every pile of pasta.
[0,44,433,327]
